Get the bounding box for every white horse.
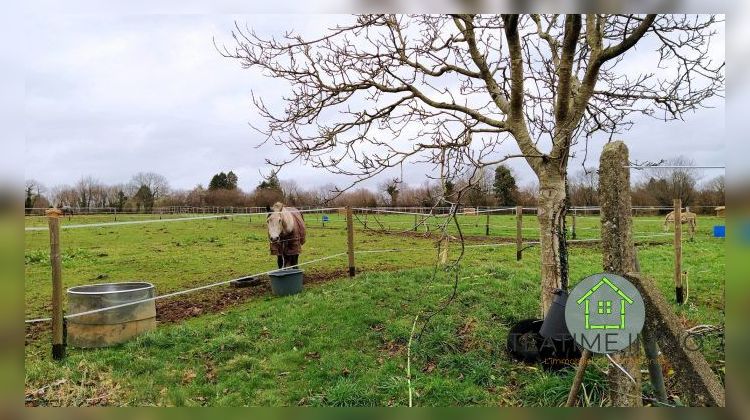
[267,202,306,268]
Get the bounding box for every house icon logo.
[565,273,645,354]
[576,276,634,330]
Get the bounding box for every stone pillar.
[599,141,642,406]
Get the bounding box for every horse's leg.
[277,255,284,269]
[691,220,696,240]
[289,254,299,268]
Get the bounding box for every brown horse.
[267,202,307,268]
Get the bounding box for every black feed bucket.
[540,289,571,340]
[506,290,581,371]
[506,318,544,364]
[539,289,581,369]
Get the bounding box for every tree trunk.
[536,165,568,316]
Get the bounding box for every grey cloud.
[24,13,725,193]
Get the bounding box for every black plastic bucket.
[539,289,581,369]
[268,268,304,296]
[540,289,572,340]
[506,318,544,363]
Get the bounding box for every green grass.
[24,212,725,406]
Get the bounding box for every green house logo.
[576,276,634,330]
[565,273,645,354]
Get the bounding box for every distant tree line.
[570,157,724,214]
[25,158,724,213]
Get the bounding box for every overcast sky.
[23,13,726,193]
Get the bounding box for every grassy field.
[24,211,725,406]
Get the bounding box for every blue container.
[268,268,304,296]
[322,215,330,222]
[713,225,726,238]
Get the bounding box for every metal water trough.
[67,282,156,348]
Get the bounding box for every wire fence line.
[24,206,348,232]
[24,213,253,232]
[25,204,724,222]
[22,199,679,325]
[24,252,349,324]
[24,204,723,232]
[341,233,674,255]
[22,212,705,232]
[24,229,676,324]
[24,203,714,407]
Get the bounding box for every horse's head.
[267,202,286,242]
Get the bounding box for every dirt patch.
[24,269,353,343]
[456,317,479,351]
[25,322,49,345]
[378,338,406,357]
[155,268,349,324]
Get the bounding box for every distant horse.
[664,209,697,237]
[267,202,307,268]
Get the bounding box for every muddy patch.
[25,268,357,343]
[378,338,406,357]
[155,268,348,324]
[456,317,478,351]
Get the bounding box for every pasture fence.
[563,141,725,407]
[25,201,699,366]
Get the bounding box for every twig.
[407,312,420,407]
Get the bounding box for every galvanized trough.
[67,282,156,348]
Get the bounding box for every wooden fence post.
[46,208,65,360]
[571,210,577,240]
[485,211,490,236]
[414,214,418,232]
[515,206,523,261]
[674,198,684,304]
[346,206,355,277]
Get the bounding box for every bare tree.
[569,168,599,207]
[128,172,170,201]
[221,14,724,312]
[380,178,401,206]
[24,179,46,213]
[75,176,104,209]
[639,156,702,207]
[705,175,725,203]
[280,179,302,204]
[50,184,78,208]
